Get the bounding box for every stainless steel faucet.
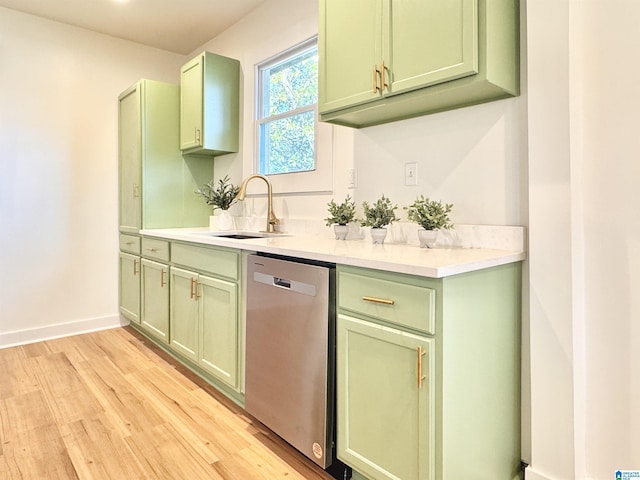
[236,174,280,233]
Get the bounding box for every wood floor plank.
[72,355,165,438]
[0,391,79,479]
[60,415,148,480]
[82,328,161,376]
[0,345,39,400]
[29,351,104,425]
[125,422,225,480]
[0,327,336,480]
[127,365,251,462]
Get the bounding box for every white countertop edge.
[139,228,526,279]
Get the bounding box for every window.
[257,38,318,176]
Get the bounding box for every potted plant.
[196,175,240,230]
[405,195,453,248]
[361,195,399,244]
[325,195,357,240]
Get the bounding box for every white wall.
[526,0,640,479]
[580,0,640,477]
[0,7,184,345]
[198,0,526,228]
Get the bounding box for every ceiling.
[0,0,265,55]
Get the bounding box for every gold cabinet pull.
[189,277,195,299]
[133,259,138,276]
[195,127,201,143]
[132,184,140,198]
[160,269,167,287]
[381,61,389,91]
[373,65,381,93]
[148,247,158,252]
[195,281,201,299]
[362,296,394,305]
[417,346,427,389]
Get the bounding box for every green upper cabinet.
[180,52,240,156]
[319,0,519,128]
[118,79,213,233]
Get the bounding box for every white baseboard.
[526,466,554,480]
[0,314,128,349]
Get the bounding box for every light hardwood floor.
[0,326,334,480]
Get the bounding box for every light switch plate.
[405,162,418,186]
[348,168,357,189]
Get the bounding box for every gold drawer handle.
[189,278,201,300]
[148,247,158,252]
[362,296,394,305]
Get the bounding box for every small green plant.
[196,175,240,211]
[405,195,453,230]
[325,195,357,226]
[361,195,399,229]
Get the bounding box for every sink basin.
[194,231,289,239]
[215,233,265,239]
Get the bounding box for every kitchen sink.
[194,231,289,239]
[216,233,265,239]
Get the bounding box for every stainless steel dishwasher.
[245,253,336,469]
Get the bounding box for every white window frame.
[254,36,333,195]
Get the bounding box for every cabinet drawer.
[338,270,436,335]
[141,238,170,262]
[119,234,140,255]
[171,243,239,281]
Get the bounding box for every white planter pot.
[370,228,387,244]
[417,228,438,248]
[217,210,235,231]
[333,224,349,240]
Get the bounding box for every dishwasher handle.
[253,271,317,296]
[273,277,291,288]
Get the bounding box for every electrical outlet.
[348,168,357,189]
[405,162,418,186]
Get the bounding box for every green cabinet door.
[337,314,435,480]
[319,0,382,113]
[118,85,142,232]
[140,259,169,344]
[169,267,199,362]
[180,56,203,151]
[119,252,140,324]
[199,275,238,389]
[385,0,478,95]
[180,52,240,156]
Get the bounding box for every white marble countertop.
[140,225,526,278]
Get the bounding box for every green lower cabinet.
[140,258,169,343]
[199,275,238,388]
[337,263,522,480]
[119,252,140,324]
[169,266,239,390]
[169,267,199,361]
[337,314,435,480]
